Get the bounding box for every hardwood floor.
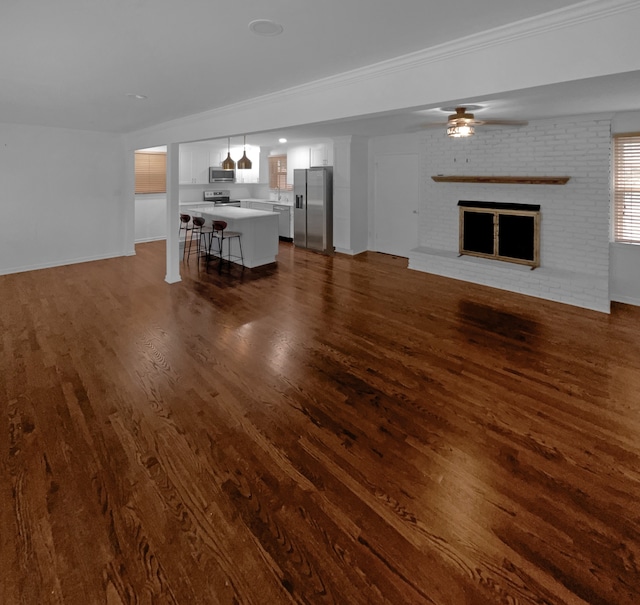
[2,240,640,605]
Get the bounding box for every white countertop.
[242,198,293,207]
[181,205,275,219]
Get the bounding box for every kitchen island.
[181,204,279,268]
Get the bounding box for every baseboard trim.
[135,236,167,244]
[610,294,640,308]
[0,251,128,276]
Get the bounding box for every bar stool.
[210,220,244,272]
[192,217,214,264]
[179,213,192,260]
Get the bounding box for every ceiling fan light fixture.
[446,107,476,137]
[237,135,252,170]
[447,107,475,123]
[222,137,236,169]
[447,124,475,138]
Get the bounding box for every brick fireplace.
[407,115,611,313]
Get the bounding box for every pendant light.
[222,137,235,169]
[237,135,252,170]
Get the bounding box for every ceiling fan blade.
[473,119,529,126]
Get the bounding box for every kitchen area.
[178,137,334,241]
[137,134,335,269]
[135,135,335,268]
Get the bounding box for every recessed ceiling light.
[126,93,147,100]
[249,19,284,36]
[278,138,287,143]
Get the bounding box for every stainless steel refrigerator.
[293,167,333,254]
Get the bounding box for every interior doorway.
[134,146,167,246]
[373,153,419,257]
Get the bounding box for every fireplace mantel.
[431,175,570,185]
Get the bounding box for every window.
[268,155,292,190]
[613,134,640,243]
[135,151,166,194]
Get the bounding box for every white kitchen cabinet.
[272,204,292,239]
[310,145,329,167]
[286,144,330,182]
[244,200,291,238]
[179,151,192,184]
[179,148,210,184]
[209,150,222,169]
[286,146,308,183]
[249,201,273,211]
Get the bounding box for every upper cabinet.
[180,142,256,185]
[310,145,330,167]
[286,143,332,182]
[179,138,334,187]
[179,146,214,184]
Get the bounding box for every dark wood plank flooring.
[2,240,640,604]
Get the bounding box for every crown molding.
[132,0,640,139]
[292,0,640,91]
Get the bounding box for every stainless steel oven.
[203,190,241,207]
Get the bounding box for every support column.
[165,142,181,284]
[124,144,136,256]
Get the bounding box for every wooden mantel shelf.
[431,175,571,185]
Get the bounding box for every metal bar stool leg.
[218,233,225,273]
[236,235,244,268]
[189,217,206,263]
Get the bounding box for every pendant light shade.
[237,135,252,170]
[222,137,236,169]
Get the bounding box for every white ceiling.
[2,0,640,140]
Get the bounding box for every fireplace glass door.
[458,201,540,268]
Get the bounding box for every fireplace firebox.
[458,201,540,268]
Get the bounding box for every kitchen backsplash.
[179,183,259,203]
[178,182,291,203]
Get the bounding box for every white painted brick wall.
[410,116,612,313]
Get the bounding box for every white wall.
[610,243,640,305]
[349,136,369,254]
[332,136,369,255]
[0,123,127,275]
[135,194,166,243]
[406,115,612,313]
[332,137,352,253]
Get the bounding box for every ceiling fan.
[421,106,528,137]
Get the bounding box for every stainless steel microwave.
[209,167,235,183]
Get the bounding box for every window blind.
[135,152,166,194]
[268,155,292,190]
[613,134,640,243]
